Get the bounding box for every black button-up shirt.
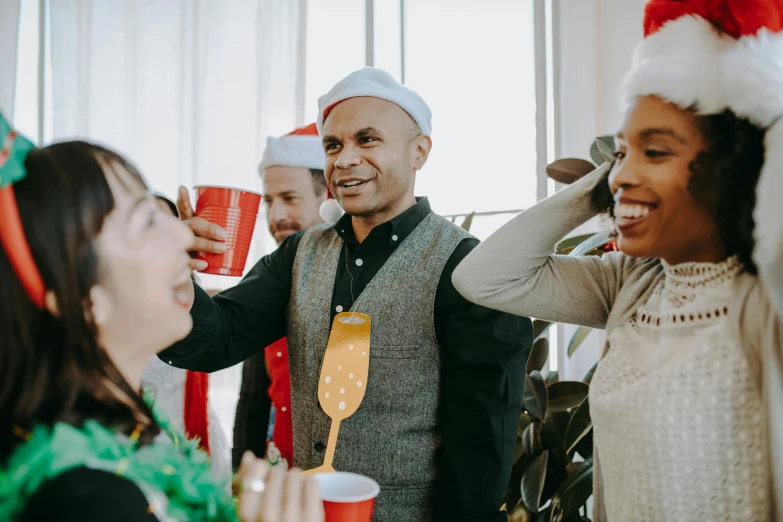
[161,198,532,522]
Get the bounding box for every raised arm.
[158,233,302,373]
[452,164,643,329]
[753,120,783,321]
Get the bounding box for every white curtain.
[49,0,307,446]
[50,0,307,261]
[0,0,20,117]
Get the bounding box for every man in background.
[232,123,330,469]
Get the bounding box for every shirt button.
[314,442,326,452]
[355,259,363,267]
[336,305,343,312]
[392,235,398,241]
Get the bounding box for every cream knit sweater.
[452,122,783,520]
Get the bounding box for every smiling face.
[609,95,725,265]
[262,166,325,244]
[91,163,195,364]
[321,97,431,224]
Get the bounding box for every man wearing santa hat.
[232,123,328,471]
[164,67,533,522]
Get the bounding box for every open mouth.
[341,180,368,188]
[334,178,373,197]
[613,202,657,232]
[172,266,192,308]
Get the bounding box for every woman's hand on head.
[234,451,324,522]
[177,186,229,272]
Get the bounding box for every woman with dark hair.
[0,114,322,522]
[453,1,783,520]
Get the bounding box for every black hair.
[590,109,765,273]
[0,141,160,462]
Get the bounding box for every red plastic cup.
[193,185,262,277]
[312,472,380,522]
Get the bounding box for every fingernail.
[217,228,228,240]
[197,261,208,270]
[216,243,226,253]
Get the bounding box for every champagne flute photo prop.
[303,312,371,477]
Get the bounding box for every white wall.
[0,0,20,117]
[554,0,646,380]
[558,0,646,158]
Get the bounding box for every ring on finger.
[241,477,266,494]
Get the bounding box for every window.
[404,0,538,218]
[304,0,558,367]
[13,1,559,430]
[304,0,544,241]
[304,0,366,123]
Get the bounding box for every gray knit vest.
[287,212,472,522]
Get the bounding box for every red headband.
[0,121,45,309]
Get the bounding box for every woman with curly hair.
[0,112,322,521]
[453,0,783,520]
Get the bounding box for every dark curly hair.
[590,109,765,274]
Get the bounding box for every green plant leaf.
[574,428,594,460]
[545,370,559,386]
[533,319,553,342]
[589,135,615,166]
[547,381,589,413]
[533,506,553,522]
[598,135,616,151]
[521,421,540,456]
[569,231,614,258]
[550,457,594,521]
[565,398,592,456]
[589,141,604,167]
[567,327,593,358]
[527,337,549,373]
[516,416,538,459]
[582,362,598,385]
[460,211,475,232]
[595,137,615,163]
[523,370,548,420]
[507,421,542,509]
[522,450,549,514]
[518,413,534,440]
[546,158,596,185]
[555,233,596,255]
[541,411,570,465]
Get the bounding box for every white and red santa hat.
[258,123,324,173]
[622,0,783,127]
[622,0,783,277]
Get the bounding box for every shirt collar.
[334,197,432,246]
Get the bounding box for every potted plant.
[504,136,616,522]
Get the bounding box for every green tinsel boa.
[0,408,238,521]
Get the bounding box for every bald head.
[322,97,422,143]
[320,97,432,225]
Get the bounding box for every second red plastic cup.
[193,185,262,277]
[311,472,380,522]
